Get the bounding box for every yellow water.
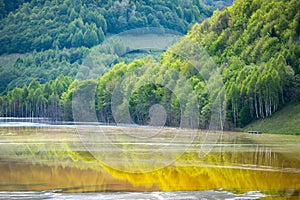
[0,126,299,198]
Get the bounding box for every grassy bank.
[244,102,300,135]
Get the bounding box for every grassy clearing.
[244,102,300,135]
[0,53,25,68]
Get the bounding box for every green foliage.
[0,75,72,119]
[94,54,211,128]
[0,0,31,19]
[0,0,107,54]
[129,83,180,126]
[0,0,233,107]
[0,0,233,54]
[3,0,299,131]
[91,0,299,129]
[190,0,300,127]
[0,47,89,94]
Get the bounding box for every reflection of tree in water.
[2,127,299,195]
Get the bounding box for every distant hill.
[0,0,233,55]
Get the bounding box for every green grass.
[244,102,300,135]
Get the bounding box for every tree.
[71,30,84,47]
[97,27,105,43]
[83,29,99,48]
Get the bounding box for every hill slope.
[188,0,300,127]
[0,0,233,55]
[84,0,300,129]
[0,0,233,94]
[244,103,300,135]
[1,0,300,132]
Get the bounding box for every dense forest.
[0,0,232,95]
[0,0,233,54]
[0,0,31,19]
[1,0,300,129]
[195,0,300,126]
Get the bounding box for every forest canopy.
[0,0,232,94]
[0,0,233,54]
[1,0,299,129]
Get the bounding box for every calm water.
[0,122,299,199]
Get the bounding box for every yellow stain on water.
[100,155,300,194]
[0,127,300,196]
[0,156,299,194]
[0,161,159,192]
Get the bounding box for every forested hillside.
[0,0,31,19]
[0,0,233,55]
[93,0,300,128]
[1,0,299,129]
[0,0,232,95]
[189,0,300,126]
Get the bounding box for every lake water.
[0,121,299,199]
[0,191,268,199]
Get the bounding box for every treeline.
[0,76,72,119]
[0,37,137,95]
[94,54,215,128]
[0,0,234,55]
[0,56,211,128]
[0,40,136,120]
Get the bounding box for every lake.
[0,123,299,199]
